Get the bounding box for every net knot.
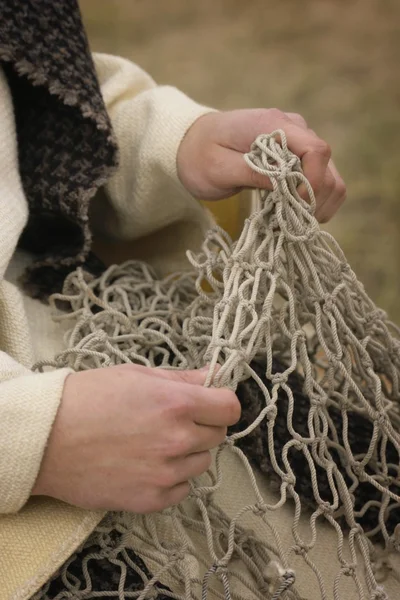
[275,160,298,182]
[234,531,252,548]
[271,372,288,386]
[352,523,364,537]
[320,293,335,313]
[342,565,356,577]
[239,298,255,310]
[374,411,388,426]
[295,329,307,344]
[360,353,373,370]
[214,560,228,573]
[310,393,327,408]
[218,297,234,310]
[282,472,297,486]
[320,501,335,516]
[306,221,320,240]
[340,262,351,275]
[370,587,390,600]
[376,412,392,426]
[352,463,366,480]
[237,261,258,275]
[222,436,235,448]
[253,501,268,517]
[293,543,308,557]
[169,550,185,562]
[266,404,278,421]
[191,487,206,499]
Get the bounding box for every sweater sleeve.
[0,66,72,514]
[89,53,215,275]
[0,350,71,514]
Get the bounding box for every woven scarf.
[0,0,118,299]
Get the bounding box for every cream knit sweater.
[1,54,399,600]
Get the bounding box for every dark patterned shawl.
[0,0,119,299]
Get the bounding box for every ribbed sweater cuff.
[0,368,72,513]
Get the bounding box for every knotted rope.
[35,132,400,600]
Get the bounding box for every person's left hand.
[177,109,346,223]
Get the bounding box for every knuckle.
[165,393,191,419]
[266,107,286,123]
[287,112,307,128]
[325,171,336,193]
[168,429,192,457]
[336,179,347,201]
[314,140,331,160]
[174,370,193,383]
[158,466,180,489]
[252,108,286,133]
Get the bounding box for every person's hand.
[32,364,240,513]
[177,109,346,223]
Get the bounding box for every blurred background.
[81,0,400,322]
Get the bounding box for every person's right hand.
[31,364,241,513]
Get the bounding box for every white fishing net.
[35,132,400,600]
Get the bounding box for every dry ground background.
[80,0,400,322]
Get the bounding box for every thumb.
[155,365,220,386]
[122,363,220,386]
[213,148,274,192]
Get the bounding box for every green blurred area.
[81,0,400,322]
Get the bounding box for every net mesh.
[34,132,400,600]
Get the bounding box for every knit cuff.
[0,368,72,513]
[141,85,216,193]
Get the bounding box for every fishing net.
[34,132,400,600]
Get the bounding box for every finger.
[119,363,214,386]
[189,423,227,453]
[119,363,240,427]
[153,365,222,386]
[313,163,337,217]
[314,160,347,223]
[154,452,213,509]
[280,124,331,196]
[161,481,191,509]
[187,386,241,427]
[209,147,274,192]
[297,137,331,200]
[219,111,331,197]
[171,450,213,483]
[285,112,308,130]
